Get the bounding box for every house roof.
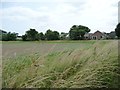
[92,30,104,36]
[0,29,7,34]
[84,33,93,37]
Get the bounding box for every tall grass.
[2,40,119,88]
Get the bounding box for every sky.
[119,1,120,22]
[0,0,119,35]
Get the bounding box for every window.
[93,36,96,39]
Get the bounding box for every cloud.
[1,0,119,35]
[1,0,87,3]
[74,0,118,32]
[2,6,50,21]
[1,2,85,24]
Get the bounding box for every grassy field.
[2,40,120,88]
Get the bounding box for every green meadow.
[2,40,120,88]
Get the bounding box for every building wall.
[92,31,104,40]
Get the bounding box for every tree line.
[1,32,18,41]
[1,23,120,41]
[22,29,60,41]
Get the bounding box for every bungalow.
[60,33,69,40]
[17,36,22,40]
[0,29,7,40]
[84,33,93,40]
[0,29,7,35]
[91,30,106,40]
[84,30,107,40]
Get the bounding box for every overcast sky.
[0,0,119,35]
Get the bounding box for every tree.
[45,29,60,40]
[25,29,39,41]
[115,23,120,39]
[45,29,53,40]
[2,34,8,41]
[39,32,45,40]
[22,34,27,41]
[2,32,17,41]
[53,31,60,40]
[7,32,18,41]
[69,25,90,40]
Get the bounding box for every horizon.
[0,0,119,36]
